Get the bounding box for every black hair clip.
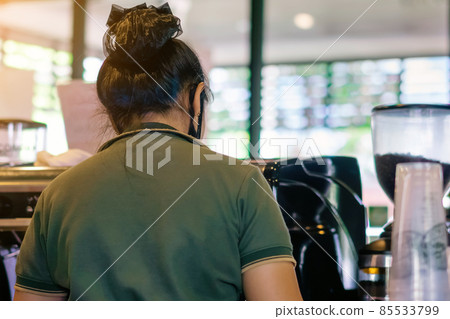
[106,2,173,27]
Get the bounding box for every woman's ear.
[193,82,205,117]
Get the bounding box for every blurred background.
[0,0,448,235]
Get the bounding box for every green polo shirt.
[15,123,295,300]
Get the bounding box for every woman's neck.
[140,111,190,134]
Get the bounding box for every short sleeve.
[238,166,296,272]
[14,194,68,297]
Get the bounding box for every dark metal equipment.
[358,237,391,301]
[259,156,367,300]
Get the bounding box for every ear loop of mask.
[187,86,205,139]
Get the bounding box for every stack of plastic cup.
[389,163,450,301]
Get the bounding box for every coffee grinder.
[358,104,450,300]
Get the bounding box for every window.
[207,67,250,159]
[208,56,449,213]
[1,39,104,155]
[401,57,449,104]
[2,40,72,155]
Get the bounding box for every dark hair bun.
[104,4,182,65]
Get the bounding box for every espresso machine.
[258,156,366,300]
[358,104,450,301]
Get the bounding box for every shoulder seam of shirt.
[235,165,258,208]
[235,165,259,238]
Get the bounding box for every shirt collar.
[124,122,178,133]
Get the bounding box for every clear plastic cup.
[389,163,449,301]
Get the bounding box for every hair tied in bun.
[103,2,182,65]
[106,3,174,28]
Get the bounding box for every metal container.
[358,238,392,301]
[0,119,47,166]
